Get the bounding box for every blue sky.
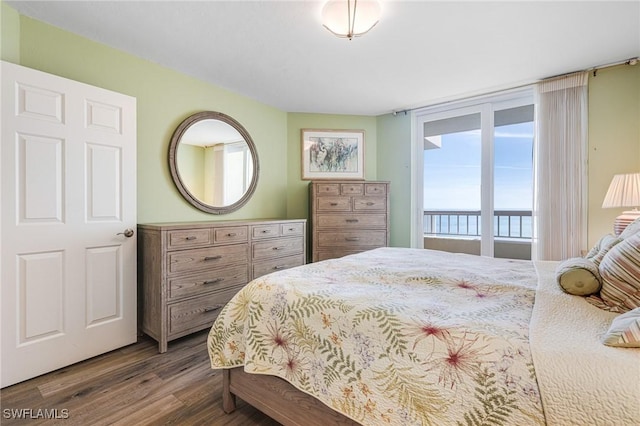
[424,122,534,210]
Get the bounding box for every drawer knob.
[185,236,197,240]
[330,202,338,206]
[346,219,359,223]
[272,246,283,251]
[203,278,224,285]
[345,237,360,242]
[204,255,222,261]
[261,230,271,234]
[203,304,224,313]
[226,232,237,237]
[366,202,375,206]
[274,265,285,270]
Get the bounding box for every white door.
[1,61,137,387]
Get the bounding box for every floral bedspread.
[208,248,545,425]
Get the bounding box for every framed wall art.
[301,129,365,180]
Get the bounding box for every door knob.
[117,228,134,238]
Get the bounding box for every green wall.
[3,2,638,249]
[2,6,380,230]
[587,64,640,246]
[376,112,412,247]
[2,9,290,224]
[286,113,378,221]
[374,66,640,250]
[1,2,19,63]
[176,144,205,201]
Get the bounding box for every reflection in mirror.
[177,120,253,206]
[168,112,259,214]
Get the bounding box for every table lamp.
[602,172,640,235]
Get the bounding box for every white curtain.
[533,71,588,261]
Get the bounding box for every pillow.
[619,215,640,240]
[585,234,620,265]
[555,257,602,296]
[602,307,640,348]
[598,232,640,312]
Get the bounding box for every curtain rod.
[545,56,639,80]
[392,56,639,116]
[590,56,638,77]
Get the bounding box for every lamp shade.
[602,173,640,208]
[602,172,640,235]
[322,0,381,40]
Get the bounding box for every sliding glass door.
[415,89,533,259]
[493,105,534,259]
[423,108,485,253]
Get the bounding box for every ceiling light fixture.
[321,0,381,40]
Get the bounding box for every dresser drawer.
[317,197,351,211]
[251,224,280,239]
[365,183,387,195]
[315,183,340,196]
[168,286,243,336]
[253,253,305,279]
[353,196,387,211]
[167,229,211,250]
[316,214,387,228]
[214,226,248,244]
[315,249,362,262]
[317,230,387,247]
[341,183,364,195]
[168,244,248,275]
[253,237,304,260]
[281,222,304,236]
[168,264,249,300]
[139,219,307,353]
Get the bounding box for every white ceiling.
[7,0,640,116]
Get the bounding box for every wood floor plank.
[0,381,45,411]
[36,344,158,397]
[101,394,185,426]
[51,372,165,424]
[25,354,171,413]
[0,331,281,425]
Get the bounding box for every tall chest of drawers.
[310,181,389,262]
[138,219,306,352]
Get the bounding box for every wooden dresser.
[309,181,389,262]
[138,219,306,352]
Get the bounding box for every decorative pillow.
[585,234,620,265]
[619,215,640,240]
[555,257,602,296]
[602,307,640,348]
[585,238,602,258]
[598,233,640,312]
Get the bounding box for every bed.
[207,247,640,425]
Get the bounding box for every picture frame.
[301,129,365,180]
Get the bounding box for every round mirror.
[168,111,259,214]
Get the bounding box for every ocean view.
[424,120,534,240]
[424,210,533,239]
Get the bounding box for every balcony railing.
[424,210,532,239]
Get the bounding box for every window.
[223,142,253,205]
[414,89,534,259]
[204,142,253,206]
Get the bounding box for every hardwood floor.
[0,331,280,425]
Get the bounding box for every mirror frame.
[168,111,260,214]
